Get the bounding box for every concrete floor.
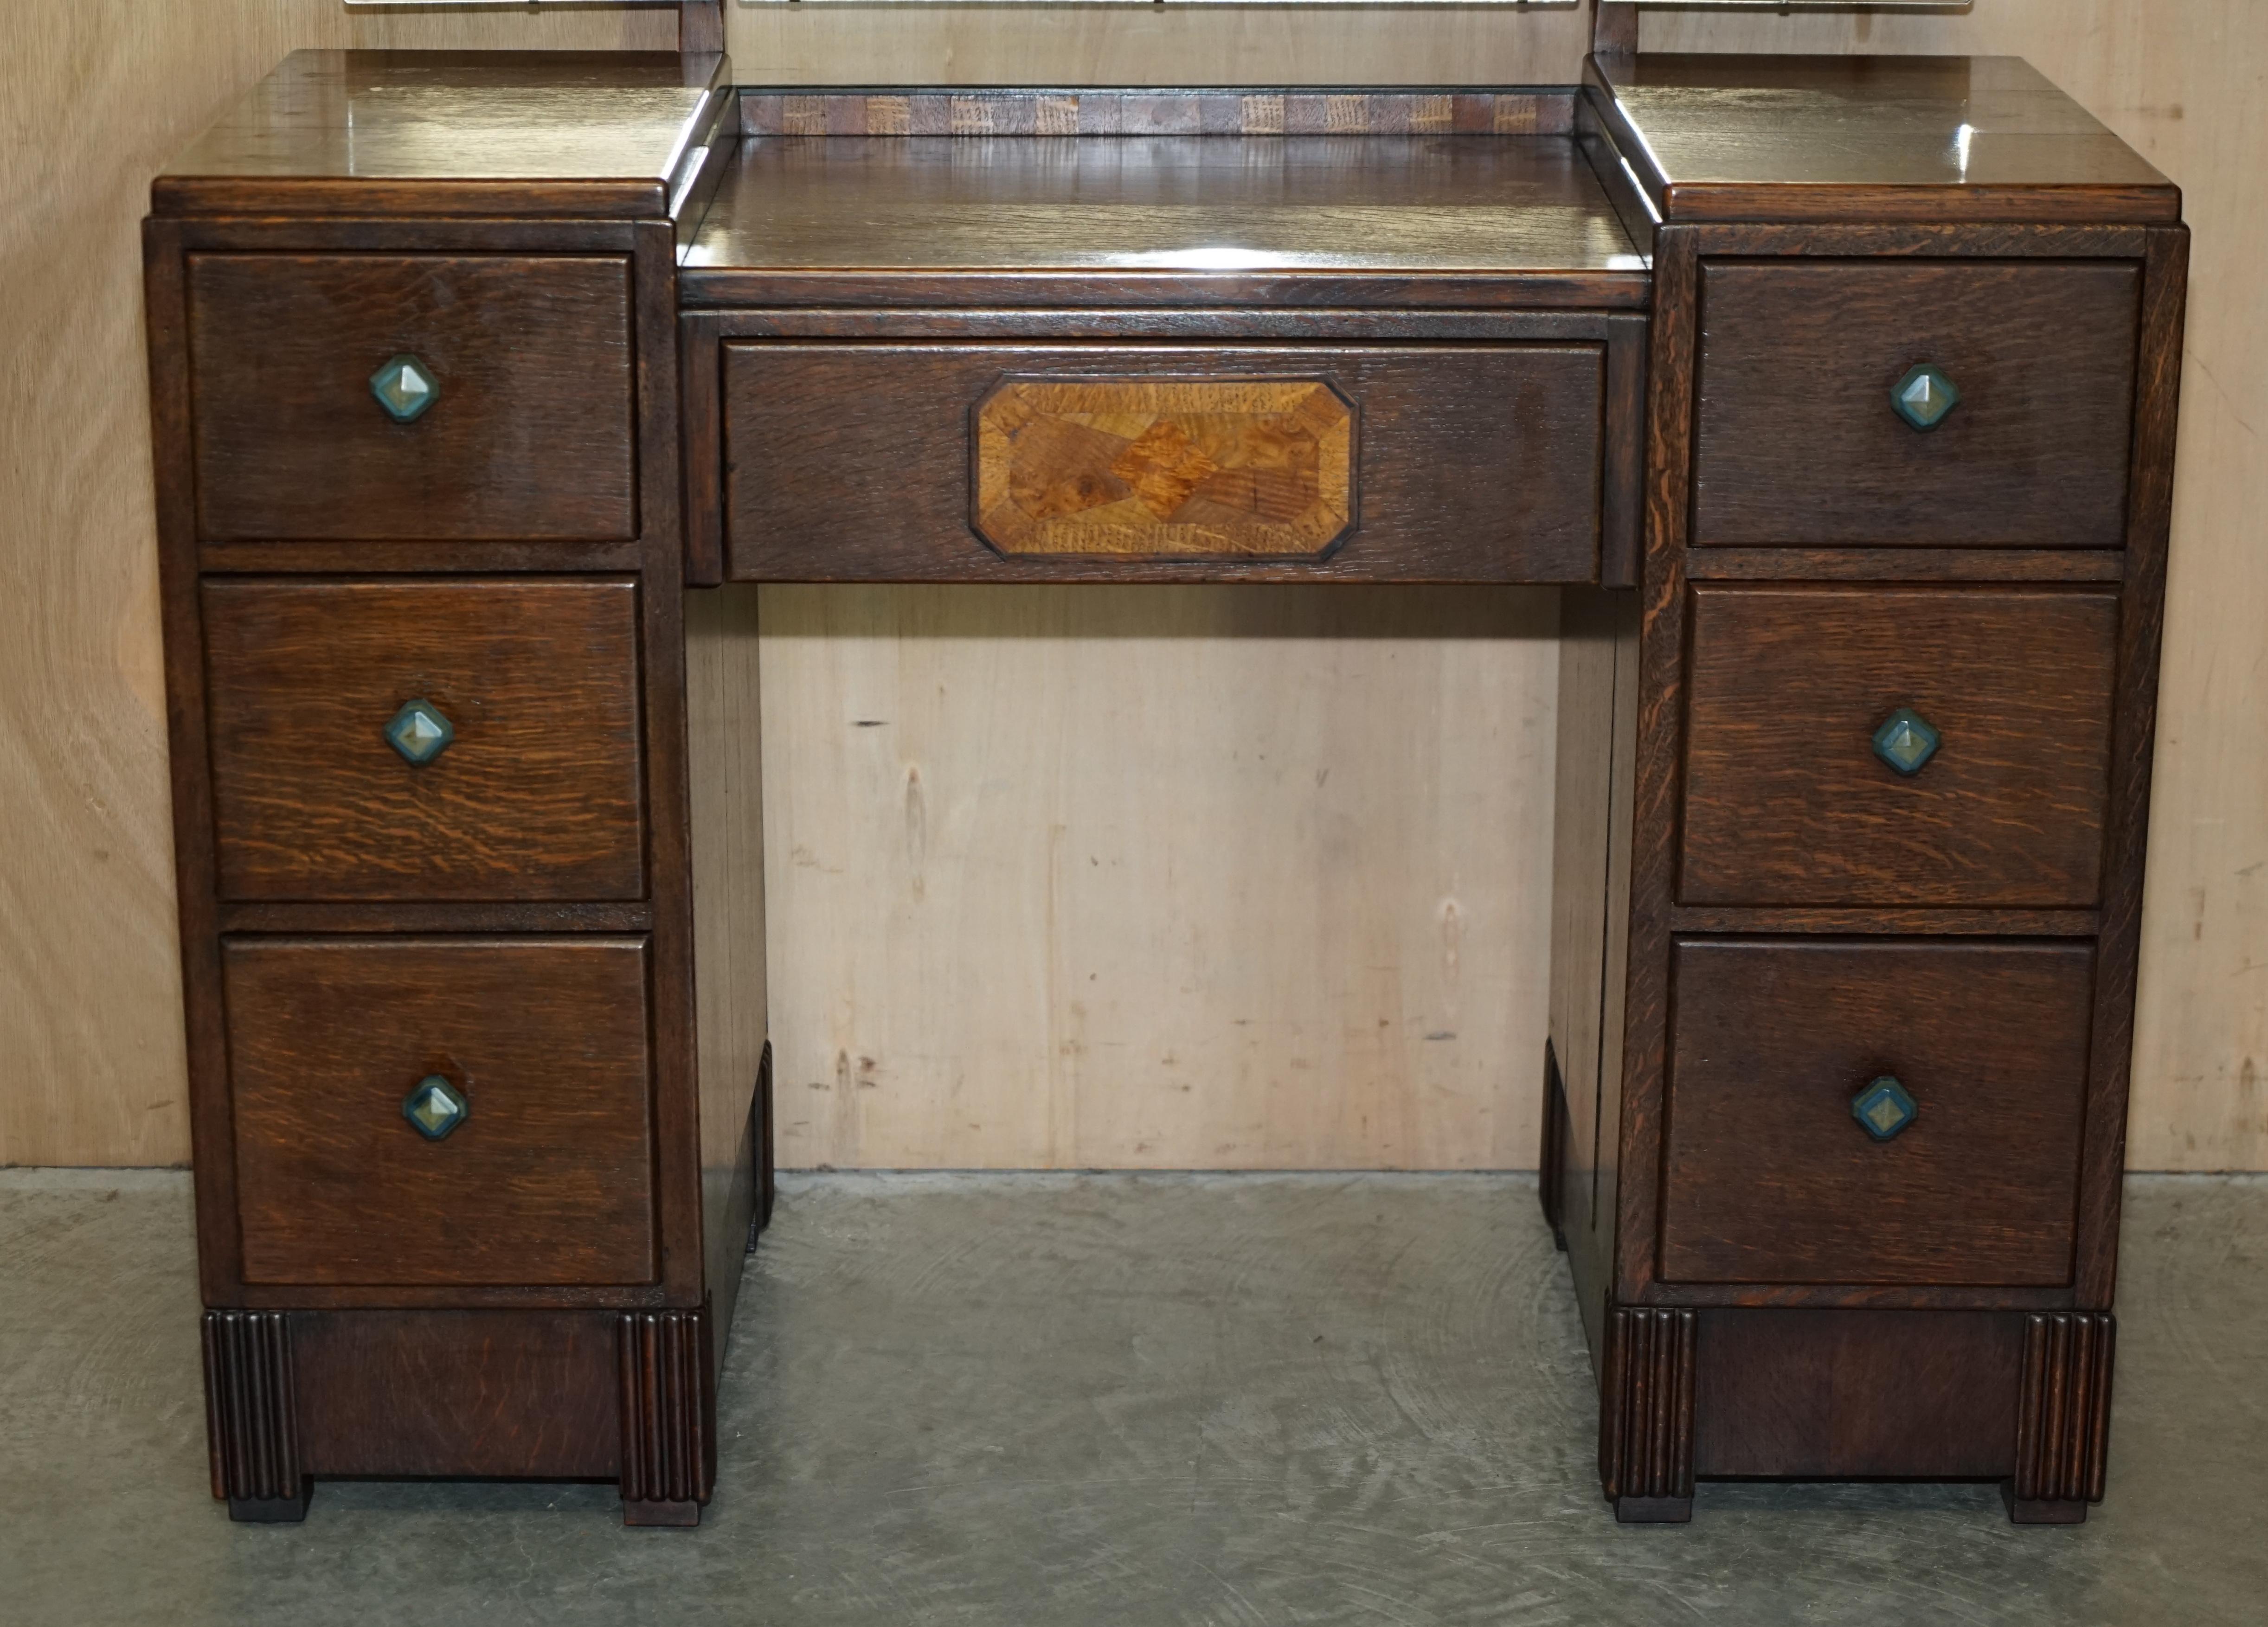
[2,1171,2263,1625]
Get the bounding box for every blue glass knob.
[402,1075,469,1140]
[370,354,440,423]
[385,699,454,765]
[1891,364,1960,431]
[1872,707,1941,776]
[1851,1075,1918,1141]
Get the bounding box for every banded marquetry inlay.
[974,377,1356,560]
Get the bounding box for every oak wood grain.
[202,578,647,902]
[1693,259,2140,548]
[187,253,636,542]
[724,345,1608,583]
[223,936,657,1288]
[1660,938,2095,1288]
[1679,585,2119,909]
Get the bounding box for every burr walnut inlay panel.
[973,377,1356,560]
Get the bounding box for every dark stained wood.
[739,88,1577,138]
[1680,586,2119,909]
[1684,548,2124,584]
[1591,56,2181,225]
[678,0,724,56]
[1539,1040,1569,1251]
[1694,259,2139,548]
[1670,906,2097,939]
[723,343,1609,583]
[217,902,654,935]
[152,51,729,221]
[1600,1306,1696,1522]
[294,1310,620,1479]
[1590,0,1638,60]
[681,134,1645,310]
[188,254,636,542]
[619,1307,715,1525]
[223,937,658,1288]
[2077,228,2190,1310]
[703,308,1626,343]
[201,541,644,576]
[1692,1309,2023,1479]
[203,1310,309,1521]
[2008,1311,2115,1521]
[1661,938,2095,1288]
[203,579,647,902]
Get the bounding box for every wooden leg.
[1600,1306,1697,1522]
[1539,1039,1569,1252]
[2006,1312,2115,1526]
[203,1310,312,1523]
[618,1306,715,1528]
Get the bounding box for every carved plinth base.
[1539,1040,1569,1252]
[203,1310,310,1523]
[618,1305,715,1527]
[2006,1311,2115,1525]
[1600,1306,1696,1523]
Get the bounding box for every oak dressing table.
[145,0,2185,1527]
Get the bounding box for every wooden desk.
[143,46,2184,1528]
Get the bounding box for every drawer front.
[723,344,1606,580]
[204,578,647,901]
[225,937,657,1287]
[1680,585,2118,908]
[1661,938,2094,1288]
[1693,259,2139,547]
[188,254,636,541]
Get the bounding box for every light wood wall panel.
[2,0,2261,1169]
[756,586,1558,1170]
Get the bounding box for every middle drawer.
[1680,583,2119,908]
[203,577,647,901]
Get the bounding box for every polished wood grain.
[1660,938,2095,1288]
[202,1311,307,1520]
[1693,259,2140,548]
[202,579,647,902]
[2009,1311,2115,1520]
[294,1310,619,1479]
[724,344,1609,582]
[187,254,636,542]
[1679,586,2119,909]
[223,937,657,1287]
[1592,55,2180,224]
[619,1307,715,1525]
[681,136,1646,310]
[973,378,1354,561]
[154,51,726,220]
[1691,1308,2023,1479]
[1599,1305,1695,1522]
[739,89,1575,137]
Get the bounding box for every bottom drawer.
[1661,937,2094,1288]
[224,937,657,1287]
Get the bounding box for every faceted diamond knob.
[402,1075,469,1140]
[1872,706,1941,776]
[1851,1075,1918,1141]
[385,698,454,765]
[370,353,440,423]
[1891,363,1961,431]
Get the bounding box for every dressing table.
[145,0,2185,1527]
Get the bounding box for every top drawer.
[186,255,636,542]
[1693,259,2140,548]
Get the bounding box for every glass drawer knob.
[1872,707,1941,776]
[371,353,440,423]
[385,698,454,765]
[403,1075,469,1140]
[1851,1075,1918,1141]
[1891,363,1960,431]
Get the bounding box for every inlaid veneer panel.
[973,377,1354,560]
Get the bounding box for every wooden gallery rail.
[142,13,2184,1527]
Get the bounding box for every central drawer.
[721,343,1609,580]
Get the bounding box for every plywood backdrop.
[0,0,2260,1169]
